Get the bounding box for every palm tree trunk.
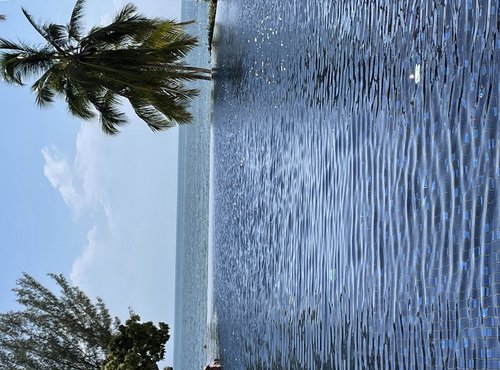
[178,66,212,75]
[79,60,212,81]
[190,74,212,81]
[177,66,212,81]
[78,61,163,94]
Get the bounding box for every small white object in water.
[409,64,421,84]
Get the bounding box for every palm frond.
[21,8,68,53]
[0,38,52,55]
[141,20,195,48]
[1,52,21,84]
[66,64,103,90]
[0,38,29,51]
[64,81,96,120]
[0,50,54,84]
[80,4,162,49]
[21,9,52,44]
[67,0,86,41]
[129,97,176,132]
[154,34,198,58]
[112,3,138,23]
[32,76,56,106]
[158,83,199,102]
[140,20,177,47]
[81,18,159,49]
[154,102,193,125]
[31,64,66,106]
[21,8,60,51]
[44,23,68,47]
[88,90,127,135]
[34,83,56,106]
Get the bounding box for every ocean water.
[174,1,212,369]
[212,0,499,369]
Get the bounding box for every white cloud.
[42,125,110,217]
[42,120,179,365]
[42,146,92,215]
[70,226,100,287]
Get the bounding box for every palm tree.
[0,0,211,134]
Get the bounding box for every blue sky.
[0,0,181,365]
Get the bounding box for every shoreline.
[206,0,219,364]
[204,0,219,366]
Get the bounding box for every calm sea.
[174,1,213,370]
[212,0,499,369]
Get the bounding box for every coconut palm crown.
[0,0,211,134]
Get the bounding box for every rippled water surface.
[212,0,499,368]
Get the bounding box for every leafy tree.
[0,273,115,369]
[103,314,170,370]
[0,273,171,370]
[0,0,211,134]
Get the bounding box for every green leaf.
[67,0,87,41]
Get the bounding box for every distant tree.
[0,273,171,370]
[0,0,211,134]
[103,314,170,370]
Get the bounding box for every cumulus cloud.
[70,226,100,287]
[42,120,178,363]
[42,146,92,215]
[42,125,110,217]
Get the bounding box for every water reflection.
[212,0,499,369]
